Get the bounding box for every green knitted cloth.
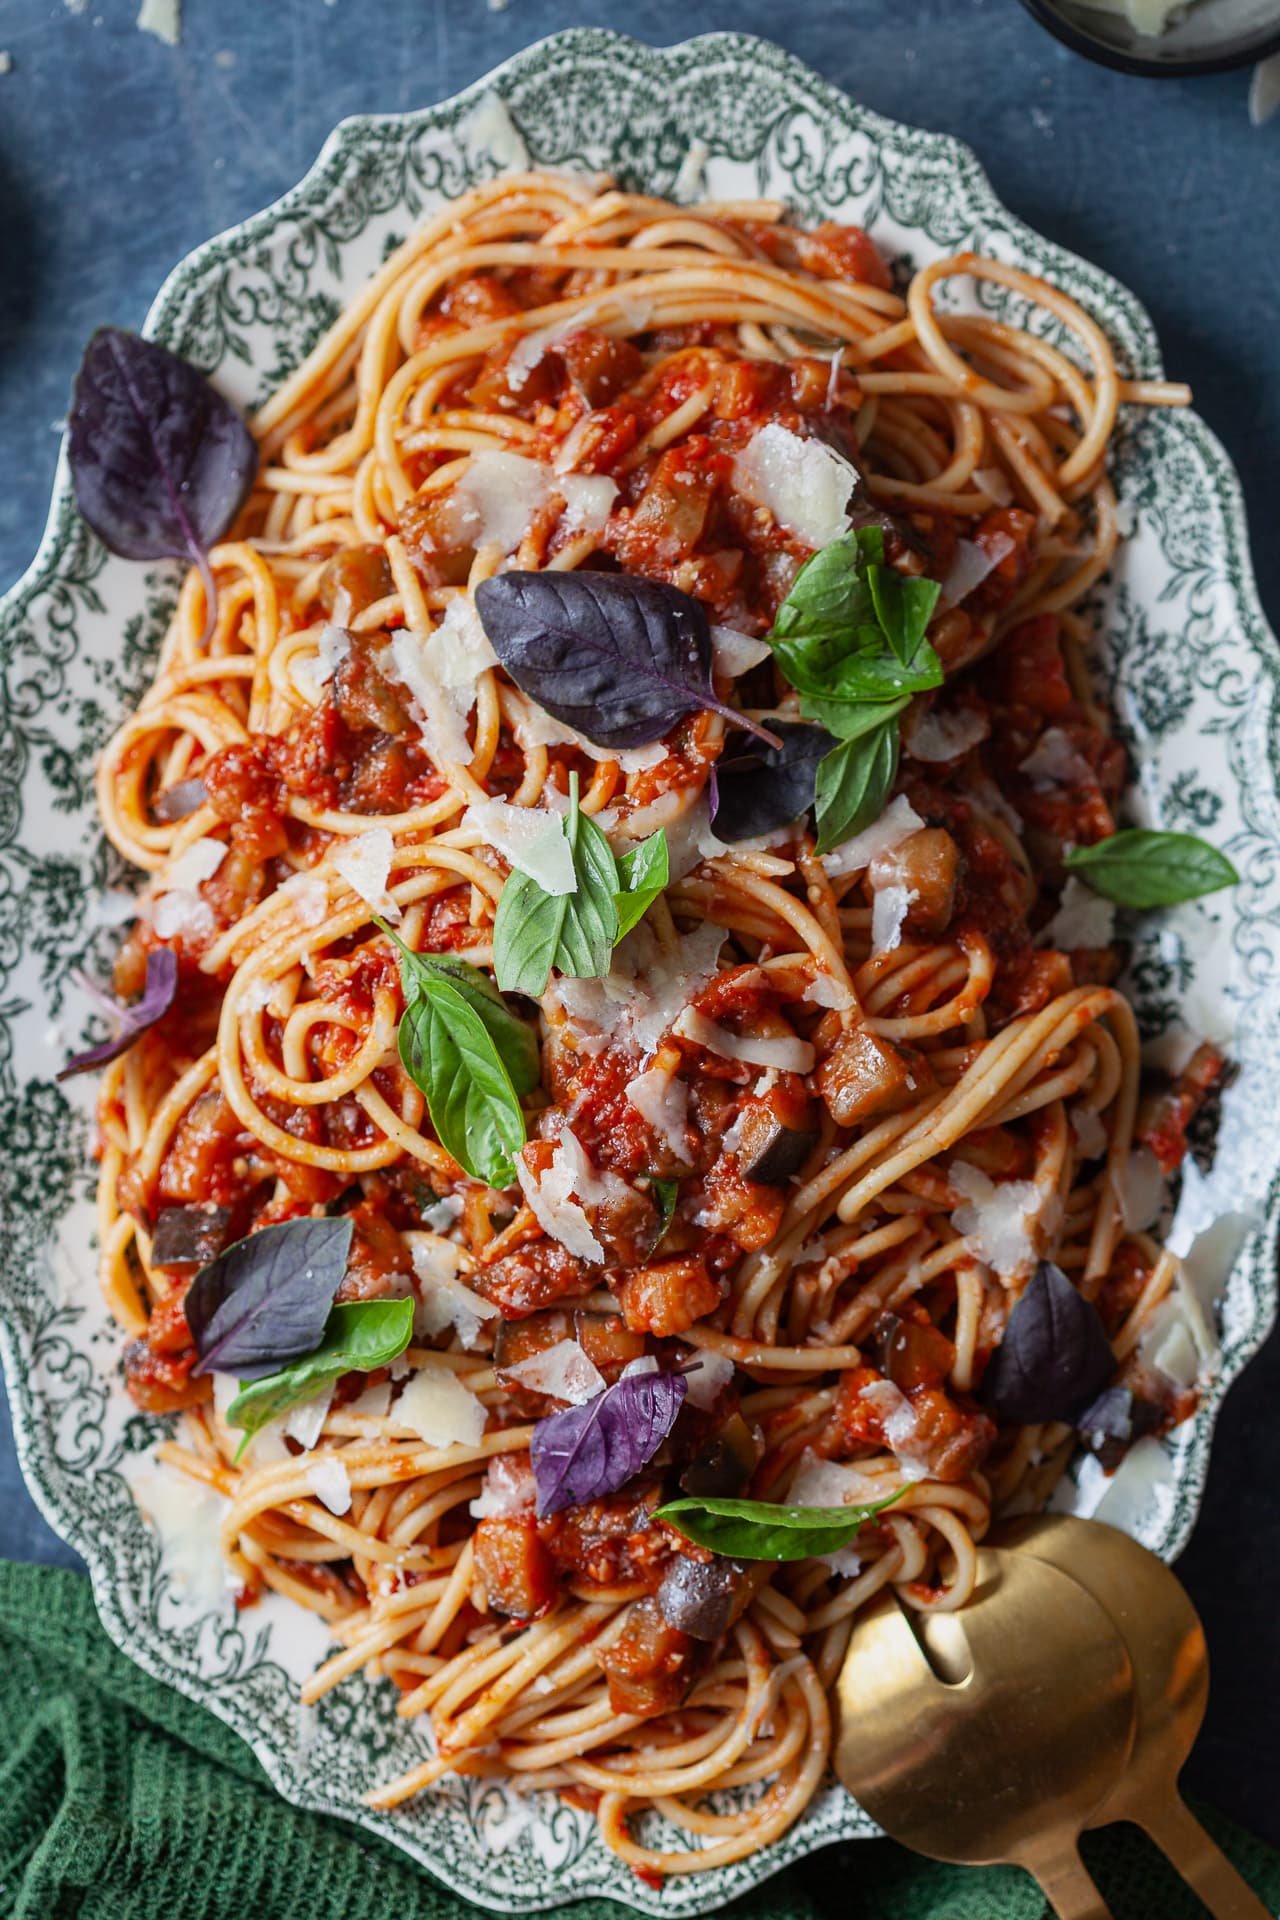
[0,1563,1274,1920]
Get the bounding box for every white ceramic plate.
[1,29,1277,1914]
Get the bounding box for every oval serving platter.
[0,28,1278,1914]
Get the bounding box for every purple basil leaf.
[57,947,177,1080]
[475,571,779,752]
[185,1215,354,1379]
[531,1368,687,1516]
[982,1259,1114,1424]
[710,720,835,842]
[68,329,257,642]
[153,776,209,823]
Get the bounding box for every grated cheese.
[162,836,226,893]
[870,883,914,955]
[1115,1145,1164,1232]
[393,1361,488,1448]
[673,1008,815,1075]
[333,826,401,924]
[857,1380,933,1480]
[305,1455,352,1516]
[153,891,214,942]
[462,797,574,895]
[732,423,859,550]
[972,466,1014,507]
[317,624,351,683]
[547,920,727,1059]
[1040,876,1116,951]
[951,1161,1046,1278]
[286,1382,335,1453]
[626,1064,691,1160]
[1071,1106,1109,1161]
[278,871,329,929]
[505,1338,605,1405]
[821,795,924,879]
[940,533,1013,609]
[386,629,474,768]
[516,1130,606,1263]
[136,0,180,45]
[470,1453,536,1519]
[457,91,531,172]
[803,970,855,1011]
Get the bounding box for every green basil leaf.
[493,774,620,996]
[398,973,527,1187]
[772,528,883,646]
[614,829,669,940]
[799,690,910,743]
[657,1487,905,1561]
[1063,830,1239,909]
[648,1176,679,1253]
[867,565,942,668]
[381,935,539,1096]
[813,717,900,855]
[227,1298,414,1439]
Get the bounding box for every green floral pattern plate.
[0,29,1277,1914]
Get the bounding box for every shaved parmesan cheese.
[135,1471,231,1608]
[505,1338,605,1404]
[1140,1287,1214,1389]
[457,91,530,172]
[279,872,329,928]
[673,1008,815,1074]
[443,452,551,556]
[432,595,499,686]
[672,137,709,204]
[546,921,727,1059]
[622,1355,660,1378]
[424,1193,464,1233]
[317,624,351,682]
[626,1065,691,1159]
[825,347,843,412]
[346,1378,393,1418]
[821,795,924,879]
[505,692,667,775]
[789,1449,885,1566]
[411,1237,498,1349]
[286,1383,334,1453]
[1020,728,1095,791]
[394,1362,487,1448]
[470,1453,536,1520]
[333,826,401,924]
[558,473,618,534]
[951,1161,1046,1278]
[463,798,574,895]
[905,705,989,763]
[163,836,226,892]
[1116,1145,1164,1232]
[940,533,1013,609]
[153,891,214,942]
[305,1455,352,1516]
[1071,1106,1109,1161]
[1040,877,1116,951]
[804,970,855,1011]
[973,466,1014,507]
[870,883,914,955]
[682,1348,735,1411]
[711,625,773,678]
[386,629,475,769]
[733,423,859,551]
[516,1131,606,1263]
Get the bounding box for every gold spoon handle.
[1139,1794,1273,1920]
[1022,1843,1117,1920]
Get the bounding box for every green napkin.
[0,1561,1273,1919]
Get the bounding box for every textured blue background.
[1,0,1278,1851]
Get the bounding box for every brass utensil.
[1003,1512,1272,1920]
[835,1544,1135,1919]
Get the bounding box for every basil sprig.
[768,528,941,854]
[657,1487,905,1561]
[379,926,536,1188]
[1063,830,1238,908]
[493,773,668,996]
[227,1297,414,1439]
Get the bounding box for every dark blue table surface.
[1,0,1278,1851]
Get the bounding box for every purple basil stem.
[475,571,781,754]
[530,1368,688,1516]
[57,947,178,1081]
[185,1215,354,1379]
[68,329,257,646]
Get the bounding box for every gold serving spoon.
[1002,1513,1272,1920]
[834,1543,1135,1920]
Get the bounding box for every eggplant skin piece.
[657,1553,748,1640]
[150,1204,233,1270]
[734,1104,819,1185]
[678,1412,760,1499]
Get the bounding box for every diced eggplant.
[317,543,394,623]
[657,1553,748,1640]
[473,1515,557,1619]
[594,1595,698,1715]
[678,1411,761,1499]
[734,1103,819,1185]
[874,1312,955,1394]
[817,1028,922,1129]
[149,1204,233,1271]
[868,828,958,935]
[153,776,208,824]
[332,633,410,737]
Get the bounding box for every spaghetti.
[88,170,1219,1874]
